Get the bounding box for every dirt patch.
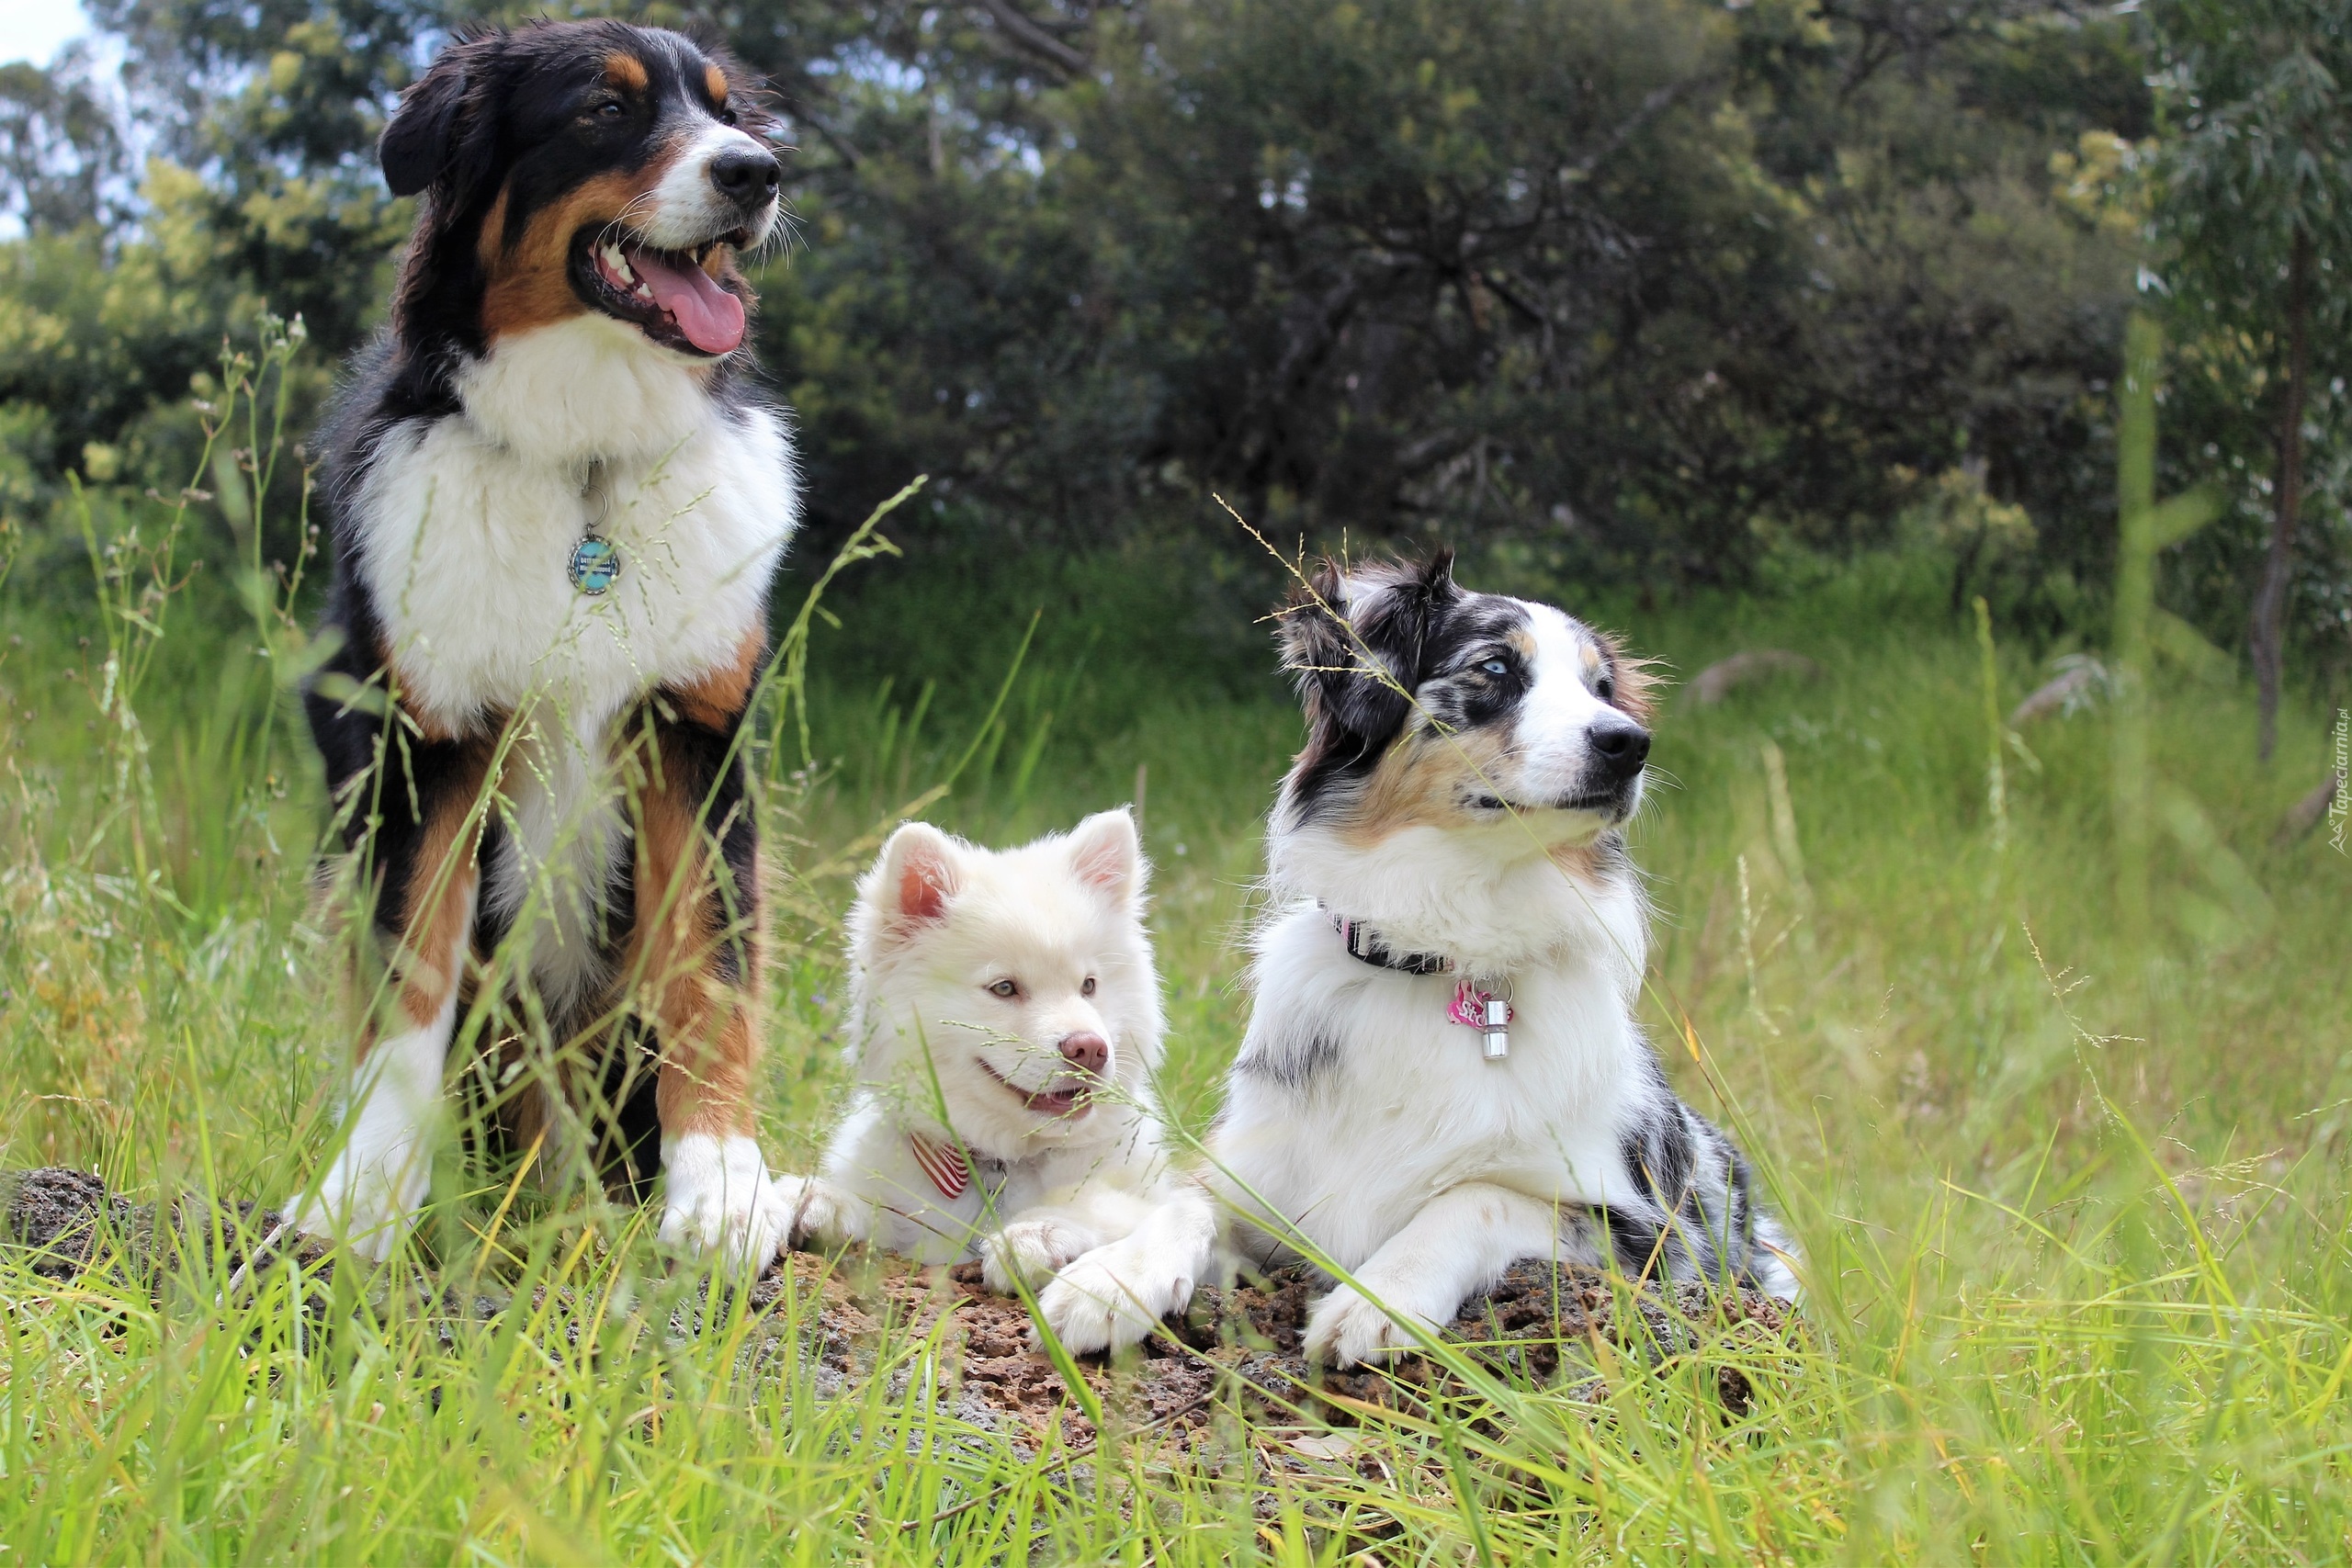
[4,1167,1792,1438]
[1,1165,340,1283]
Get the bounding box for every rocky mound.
[3,1166,1792,1446]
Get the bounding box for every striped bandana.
[909,1132,971,1201]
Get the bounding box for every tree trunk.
[2252,225,2312,763]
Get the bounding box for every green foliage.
[2148,0,2352,345]
[741,0,2154,604]
[0,10,2344,1550]
[2144,0,2352,680]
[0,46,125,231]
[8,0,2346,667]
[4,466,2348,1555]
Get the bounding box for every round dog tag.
[568,536,623,595]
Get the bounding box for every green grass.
[2,486,2349,1562]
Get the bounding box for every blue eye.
[1480,659,1508,676]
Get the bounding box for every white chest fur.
[354,317,799,739]
[1216,898,1654,1270]
[351,319,798,1006]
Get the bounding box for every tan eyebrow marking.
[1508,628,1538,660]
[1580,641,1603,676]
[605,52,649,91]
[705,63,729,103]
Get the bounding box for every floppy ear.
[1279,548,1461,762]
[1066,808,1146,906]
[871,822,964,942]
[1596,631,1664,726]
[380,31,502,202]
[1351,547,1459,694]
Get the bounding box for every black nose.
[1588,717,1651,779]
[708,149,779,209]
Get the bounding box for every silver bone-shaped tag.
[1481,995,1510,1061]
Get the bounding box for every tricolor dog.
[1210,552,1797,1366]
[288,21,799,1264]
[775,811,1217,1352]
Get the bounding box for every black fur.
[1233,1027,1343,1090]
[308,17,775,954]
[377,21,772,382]
[1603,1086,1770,1289]
[1277,550,1463,807]
[1276,550,1640,827]
[300,21,789,1209]
[1250,549,1791,1303]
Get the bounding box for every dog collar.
[1329,911,1516,1061]
[1330,912,1453,976]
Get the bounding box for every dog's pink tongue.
[632,249,745,355]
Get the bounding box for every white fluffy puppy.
[775,809,1216,1352]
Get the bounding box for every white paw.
[769,1173,856,1247]
[659,1134,790,1269]
[981,1216,1101,1294]
[1036,1238,1197,1354]
[281,1146,428,1262]
[1304,1283,1438,1368]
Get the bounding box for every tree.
[721,0,2148,591]
[0,0,2165,619]
[2147,0,2352,761]
[0,47,125,233]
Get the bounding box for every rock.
[2,1165,336,1290]
[2275,769,2344,848]
[1686,650,1821,707]
[2007,657,2109,728]
[2,1166,127,1279]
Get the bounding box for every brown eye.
[720,107,740,127]
[1081,976,1096,997]
[1596,675,1615,703]
[989,979,1019,998]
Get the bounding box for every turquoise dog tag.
[568,536,622,595]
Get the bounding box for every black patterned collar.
[1329,911,1453,976]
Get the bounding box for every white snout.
[641,123,778,250]
[1037,1002,1109,1049]
[981,1001,1110,1088]
[1507,607,1621,800]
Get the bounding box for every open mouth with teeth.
[978,1059,1093,1119]
[1469,789,1630,818]
[570,230,749,356]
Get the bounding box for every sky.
[3,0,88,65]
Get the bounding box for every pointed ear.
[871,822,963,941]
[380,31,502,202]
[1066,808,1145,904]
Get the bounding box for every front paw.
[659,1134,790,1269]
[281,1149,427,1262]
[770,1173,856,1248]
[1304,1283,1438,1368]
[981,1216,1101,1294]
[1035,1240,1197,1354]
